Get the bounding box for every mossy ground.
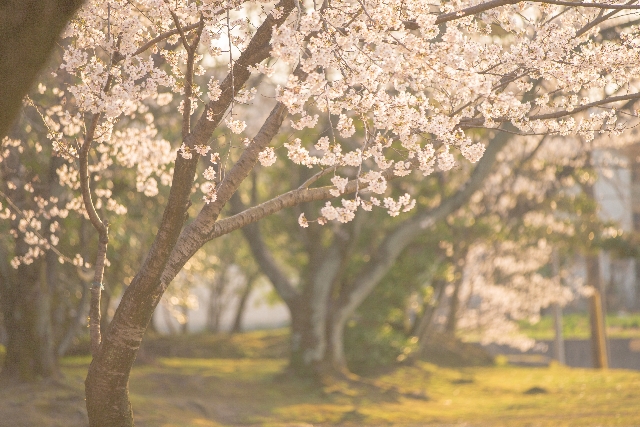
[1,330,640,426]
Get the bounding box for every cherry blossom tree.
[5,0,640,424]
[0,88,173,380]
[412,133,627,354]
[339,132,625,368]
[237,127,619,375]
[233,132,506,376]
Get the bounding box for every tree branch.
[187,0,296,148]
[530,0,640,9]
[174,14,204,139]
[298,166,337,189]
[459,92,640,129]
[230,193,300,305]
[332,134,509,322]
[575,0,634,38]
[79,112,110,357]
[400,0,519,30]
[122,22,200,61]
[158,102,288,289]
[401,0,640,32]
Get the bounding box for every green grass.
[2,330,640,426]
[518,313,640,340]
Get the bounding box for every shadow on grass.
[3,330,640,427]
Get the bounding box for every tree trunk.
[288,300,348,378]
[180,305,189,334]
[325,310,348,374]
[415,280,447,357]
[206,269,226,332]
[289,297,324,377]
[84,293,150,426]
[0,0,85,138]
[230,276,254,334]
[445,279,462,335]
[1,257,57,381]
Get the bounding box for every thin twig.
[124,22,200,61]
[0,189,74,264]
[298,166,337,189]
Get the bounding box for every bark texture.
[0,0,85,138]
[0,254,57,381]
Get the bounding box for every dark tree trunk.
[1,257,57,381]
[288,298,318,377]
[230,276,254,334]
[180,305,189,334]
[0,130,61,382]
[445,279,462,335]
[0,0,85,138]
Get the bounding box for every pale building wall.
[593,149,637,311]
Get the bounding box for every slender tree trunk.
[180,305,189,334]
[230,276,254,334]
[163,303,178,335]
[445,279,462,335]
[206,269,226,332]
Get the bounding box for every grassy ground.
[2,330,640,426]
[518,313,640,340]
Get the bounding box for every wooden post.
[552,304,565,365]
[551,250,565,365]
[589,289,608,369]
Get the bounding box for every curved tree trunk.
[0,0,85,138]
[230,275,255,334]
[84,284,156,426]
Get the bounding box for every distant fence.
[484,338,640,370]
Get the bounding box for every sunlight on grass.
[129,357,640,426]
[3,330,640,426]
